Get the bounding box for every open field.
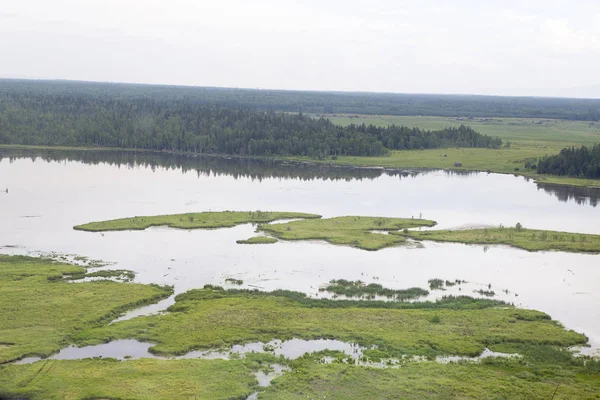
[0,255,172,364]
[325,115,600,146]
[74,211,321,232]
[401,227,600,253]
[74,287,586,359]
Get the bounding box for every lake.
[1,148,599,354]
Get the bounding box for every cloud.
[540,18,600,53]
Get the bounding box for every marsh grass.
[0,255,173,363]
[320,279,428,300]
[258,356,600,399]
[74,211,321,232]
[57,269,135,282]
[398,227,600,253]
[72,287,586,360]
[236,236,278,245]
[260,216,436,250]
[0,358,258,400]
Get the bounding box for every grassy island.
[259,216,436,250]
[236,236,278,245]
[74,211,321,232]
[75,211,600,253]
[399,227,600,253]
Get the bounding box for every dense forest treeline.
[537,144,600,179]
[0,86,501,157]
[2,79,600,121]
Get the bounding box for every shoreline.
[1,144,599,189]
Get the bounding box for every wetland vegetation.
[259,216,436,250]
[73,286,586,359]
[1,255,598,399]
[401,226,600,253]
[236,236,278,245]
[320,279,429,300]
[259,354,600,399]
[74,211,321,232]
[0,255,172,364]
[0,358,261,400]
[75,211,600,253]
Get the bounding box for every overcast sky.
[1,0,599,97]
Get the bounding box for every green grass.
[0,255,173,363]
[320,279,429,300]
[400,227,600,253]
[0,358,258,400]
[73,211,321,232]
[259,356,600,400]
[260,216,436,250]
[73,287,586,359]
[303,115,600,188]
[236,236,278,245]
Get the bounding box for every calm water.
[1,149,599,353]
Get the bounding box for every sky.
[0,0,599,97]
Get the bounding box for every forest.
[537,144,600,179]
[2,79,600,121]
[0,85,501,157]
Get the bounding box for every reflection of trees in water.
[0,149,422,182]
[1,148,598,207]
[536,182,599,207]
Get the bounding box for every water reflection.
[537,182,600,207]
[1,148,597,206]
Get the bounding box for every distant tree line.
[0,87,501,157]
[537,144,600,178]
[1,79,600,121]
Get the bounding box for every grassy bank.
[236,236,278,244]
[73,287,586,359]
[260,216,436,250]
[400,227,600,253]
[0,255,172,363]
[74,211,321,232]
[0,358,258,400]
